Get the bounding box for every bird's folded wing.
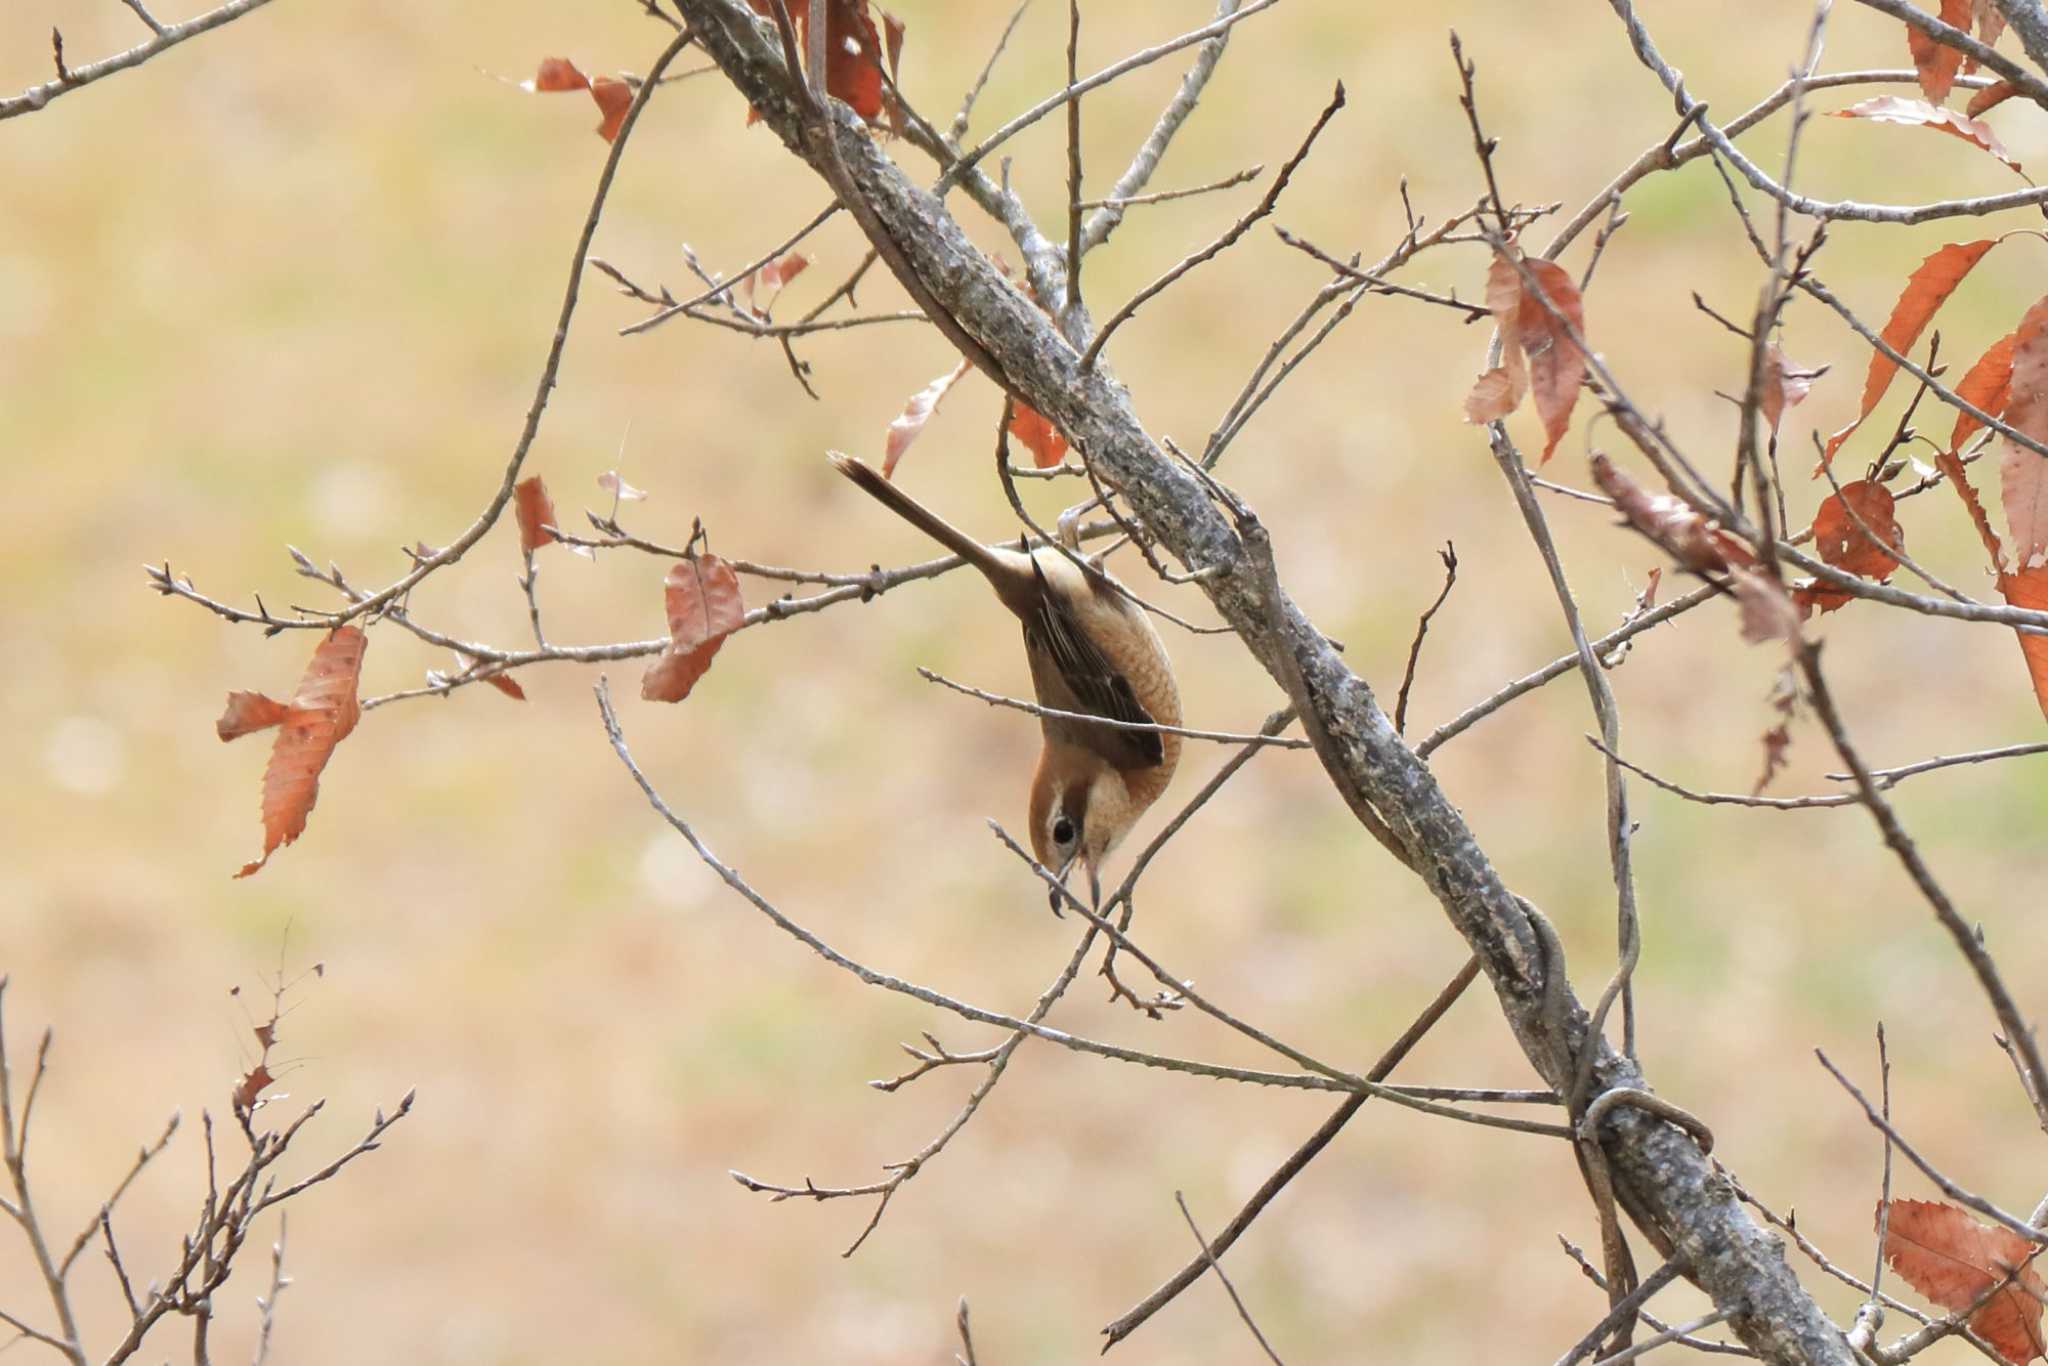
[1023,590,1165,770]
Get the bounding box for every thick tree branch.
[674,3,1855,1359]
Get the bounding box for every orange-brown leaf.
[745,0,888,120]
[1804,480,1906,612]
[1969,79,2021,117]
[883,357,970,476]
[2001,567,2048,720]
[1942,447,2006,566]
[1463,254,1528,423]
[524,57,590,93]
[233,1062,275,1114]
[1821,239,1999,469]
[1907,0,1976,101]
[483,673,527,701]
[740,251,810,315]
[217,691,291,741]
[1008,403,1069,469]
[1519,259,1587,463]
[514,475,557,552]
[1834,95,2021,172]
[1953,330,2020,451]
[589,76,633,142]
[235,627,368,878]
[642,556,746,703]
[1999,295,2048,568]
[1882,1198,2048,1364]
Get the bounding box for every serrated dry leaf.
[1821,239,2000,470]
[1834,95,2021,172]
[1952,330,2020,451]
[2001,566,2048,720]
[883,358,971,476]
[1463,253,1585,462]
[1802,479,1906,612]
[1906,0,1975,101]
[1998,295,2048,569]
[231,627,368,878]
[1882,1198,2048,1364]
[642,556,746,703]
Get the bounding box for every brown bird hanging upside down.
[829,452,1180,908]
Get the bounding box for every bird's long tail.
[828,452,1011,579]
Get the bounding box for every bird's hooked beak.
[1046,850,1101,917]
[1049,849,1078,916]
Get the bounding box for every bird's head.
[1029,746,1141,913]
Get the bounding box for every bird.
[829,452,1180,909]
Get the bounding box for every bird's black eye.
[1052,817,1076,845]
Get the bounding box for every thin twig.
[1176,1193,1285,1365]
[1080,84,1346,370]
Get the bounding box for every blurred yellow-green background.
[6,1,2048,1361]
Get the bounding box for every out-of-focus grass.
[5,2,2047,1362]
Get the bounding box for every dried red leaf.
[483,673,527,701]
[745,0,888,120]
[590,76,633,142]
[1803,480,1906,612]
[234,627,368,878]
[1882,1198,2047,1364]
[1464,254,1528,424]
[1977,0,2008,54]
[740,251,810,315]
[1517,259,1586,463]
[1008,403,1069,469]
[217,691,291,741]
[1999,295,2048,569]
[883,358,971,476]
[2001,566,2048,720]
[1761,342,1822,435]
[1969,79,2021,117]
[1907,0,1975,101]
[1752,722,1792,795]
[1821,239,2000,470]
[642,556,746,703]
[233,1062,275,1114]
[524,57,590,93]
[1464,253,1585,462]
[1834,95,2021,172]
[514,476,557,553]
